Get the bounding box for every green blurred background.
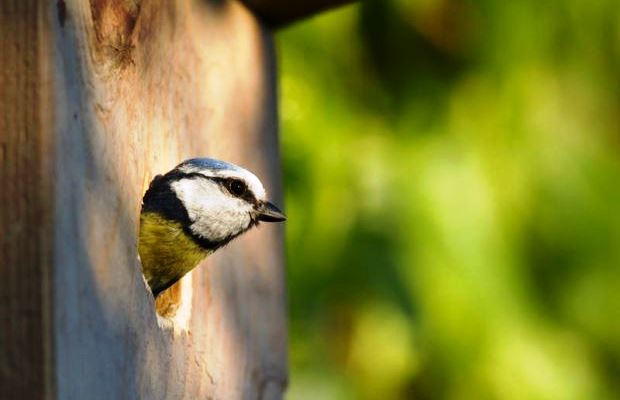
[275,1,620,399]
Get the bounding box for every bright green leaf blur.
[277,1,620,399]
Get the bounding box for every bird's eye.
[227,179,247,197]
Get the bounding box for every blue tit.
[138,158,286,297]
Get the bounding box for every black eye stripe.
[209,177,258,205]
[219,178,257,204]
[165,170,259,205]
[226,179,247,196]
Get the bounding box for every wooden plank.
[1,0,287,398]
[52,0,287,398]
[51,0,287,398]
[242,0,355,27]
[0,0,54,398]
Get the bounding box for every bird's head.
[141,158,286,250]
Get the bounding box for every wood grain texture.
[2,0,287,398]
[242,0,355,27]
[0,0,54,398]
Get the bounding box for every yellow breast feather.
[138,212,210,295]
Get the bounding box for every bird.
[138,157,286,298]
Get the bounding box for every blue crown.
[178,157,242,172]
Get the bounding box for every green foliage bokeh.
[277,1,620,399]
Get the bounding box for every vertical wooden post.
[51,0,288,398]
[1,0,350,398]
[0,1,54,398]
[2,0,288,398]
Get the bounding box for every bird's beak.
[257,201,287,222]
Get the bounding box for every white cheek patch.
[171,178,253,242]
